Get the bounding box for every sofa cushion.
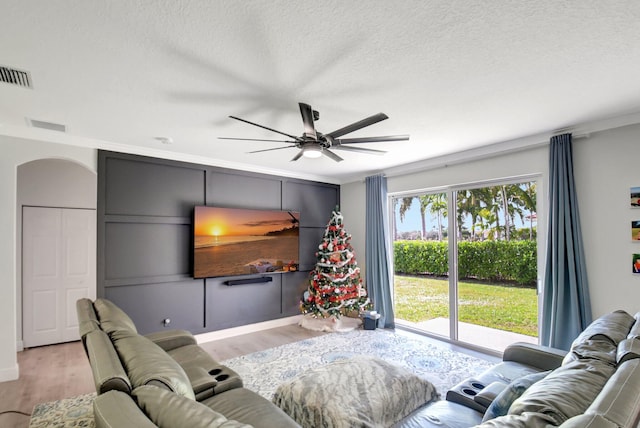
[94,298,138,334]
[627,312,640,339]
[394,400,483,428]
[562,340,617,366]
[477,411,557,427]
[133,385,251,428]
[617,337,640,365]
[508,359,615,425]
[93,390,158,428]
[585,359,640,427]
[204,387,301,428]
[554,414,618,428]
[569,310,635,350]
[112,329,195,400]
[482,371,549,421]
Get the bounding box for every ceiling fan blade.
[218,137,295,143]
[322,149,344,162]
[331,145,386,155]
[336,135,410,144]
[290,150,304,161]
[299,103,317,140]
[326,113,389,139]
[229,115,301,140]
[248,146,297,154]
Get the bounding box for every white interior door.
[23,207,96,348]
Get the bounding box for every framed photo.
[634,254,640,274]
[632,187,640,208]
[633,221,640,242]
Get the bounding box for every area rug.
[221,328,495,399]
[28,329,494,426]
[29,392,95,427]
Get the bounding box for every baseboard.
[0,363,19,382]
[195,315,303,344]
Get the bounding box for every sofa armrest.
[93,390,158,428]
[474,381,508,408]
[502,342,567,371]
[144,329,197,352]
[86,330,132,394]
[183,366,218,399]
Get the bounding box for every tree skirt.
[298,314,362,332]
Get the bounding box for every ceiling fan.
[219,103,409,162]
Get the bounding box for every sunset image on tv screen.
[193,206,299,278]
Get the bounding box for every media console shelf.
[224,276,274,286]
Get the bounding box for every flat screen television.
[193,206,300,279]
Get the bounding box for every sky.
[194,207,299,236]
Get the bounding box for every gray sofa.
[78,298,640,427]
[398,309,640,427]
[76,298,300,428]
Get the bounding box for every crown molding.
[379,110,640,180]
[0,125,341,185]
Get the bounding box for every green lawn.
[394,275,538,337]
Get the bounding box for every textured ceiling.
[2,1,640,183]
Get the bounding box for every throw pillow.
[273,356,440,427]
[482,370,550,422]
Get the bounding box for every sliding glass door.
[392,179,539,352]
[393,193,450,338]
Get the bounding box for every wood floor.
[0,324,325,428]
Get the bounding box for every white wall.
[342,123,640,322]
[573,123,640,317]
[0,135,96,382]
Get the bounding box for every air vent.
[27,118,66,133]
[0,65,33,88]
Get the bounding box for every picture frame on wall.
[631,187,640,208]
[633,221,640,242]
[634,254,640,274]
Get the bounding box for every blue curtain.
[365,174,395,328]
[541,133,592,350]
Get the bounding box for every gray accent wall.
[98,151,339,335]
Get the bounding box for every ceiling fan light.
[302,145,322,158]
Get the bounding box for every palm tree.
[394,196,416,239]
[511,182,537,239]
[478,207,497,240]
[398,197,415,222]
[457,189,486,241]
[422,193,447,241]
[499,186,511,241]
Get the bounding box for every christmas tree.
[300,210,370,318]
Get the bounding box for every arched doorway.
[18,158,96,348]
